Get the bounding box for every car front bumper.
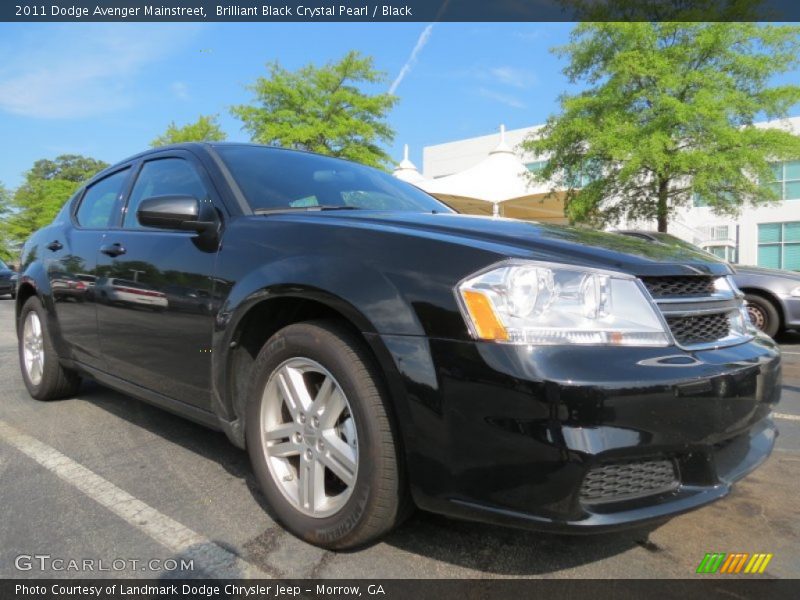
[378,333,781,532]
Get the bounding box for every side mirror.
[137,195,214,232]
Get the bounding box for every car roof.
[83,142,371,190]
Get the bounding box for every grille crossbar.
[640,275,742,348]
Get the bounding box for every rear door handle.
[100,243,126,257]
[46,240,63,252]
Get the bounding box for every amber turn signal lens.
[461,290,509,341]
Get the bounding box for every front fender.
[218,254,424,336]
[209,254,424,446]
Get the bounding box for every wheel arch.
[15,281,38,325]
[211,286,414,454]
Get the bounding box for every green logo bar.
[697,553,726,573]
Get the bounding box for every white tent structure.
[394,126,568,223]
[392,144,426,184]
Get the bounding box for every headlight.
[790,286,800,298]
[456,261,670,346]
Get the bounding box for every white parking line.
[0,420,266,578]
[775,412,800,421]
[780,351,800,355]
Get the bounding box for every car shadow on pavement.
[78,381,653,577]
[381,511,658,576]
[776,330,800,344]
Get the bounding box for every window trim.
[115,150,226,231]
[71,165,133,230]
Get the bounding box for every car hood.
[732,264,800,281]
[271,211,732,277]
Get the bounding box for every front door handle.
[46,240,63,252]
[100,243,126,257]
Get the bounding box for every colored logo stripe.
[697,553,773,574]
[720,553,748,573]
[744,553,773,574]
[697,553,726,573]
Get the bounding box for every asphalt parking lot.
[0,298,798,579]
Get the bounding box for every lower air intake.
[580,458,679,504]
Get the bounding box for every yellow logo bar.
[744,553,773,574]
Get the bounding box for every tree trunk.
[657,177,669,233]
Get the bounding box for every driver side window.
[124,158,209,229]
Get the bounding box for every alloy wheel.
[22,311,45,386]
[260,357,358,518]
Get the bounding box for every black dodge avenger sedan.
[16,143,781,549]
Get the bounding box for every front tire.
[17,296,81,400]
[246,320,405,549]
[745,293,780,338]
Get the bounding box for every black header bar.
[2,0,800,23]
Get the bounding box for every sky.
[0,22,798,190]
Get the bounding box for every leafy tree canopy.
[0,183,14,262]
[6,179,78,243]
[28,154,109,183]
[231,51,397,169]
[523,21,800,232]
[3,154,108,259]
[151,114,228,147]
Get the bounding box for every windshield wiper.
[254,206,362,215]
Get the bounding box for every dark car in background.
[15,143,781,549]
[615,230,800,337]
[0,259,17,298]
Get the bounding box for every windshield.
[214,145,451,214]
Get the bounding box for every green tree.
[150,114,228,147]
[231,51,397,169]
[6,179,77,243]
[523,22,800,232]
[28,154,109,183]
[0,182,14,262]
[5,154,108,250]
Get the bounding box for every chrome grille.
[580,458,678,504]
[665,312,731,346]
[641,276,716,298]
[639,275,746,348]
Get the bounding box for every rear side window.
[76,169,129,228]
[124,158,209,229]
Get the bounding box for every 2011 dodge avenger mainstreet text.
[15,143,781,549]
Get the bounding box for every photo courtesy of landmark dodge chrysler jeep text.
[15,143,781,549]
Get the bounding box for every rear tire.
[246,320,405,549]
[744,293,780,338]
[17,296,81,400]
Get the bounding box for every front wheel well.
[225,297,375,433]
[15,282,37,324]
